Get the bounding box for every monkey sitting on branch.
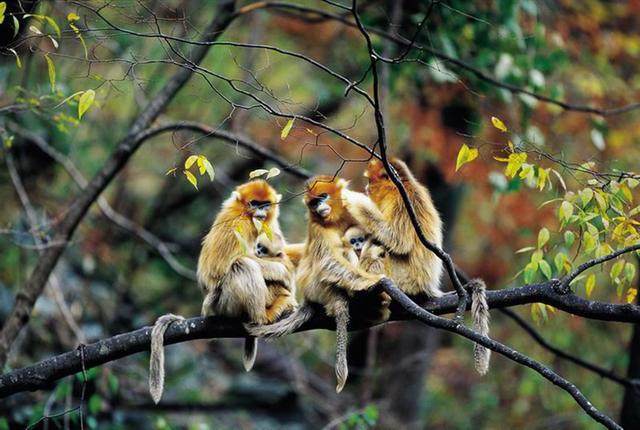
[342,158,491,375]
[149,180,294,404]
[249,176,390,393]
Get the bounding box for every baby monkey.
[254,232,298,322]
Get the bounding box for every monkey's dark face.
[234,180,281,222]
[304,176,348,223]
[255,242,270,258]
[307,193,331,218]
[349,235,366,253]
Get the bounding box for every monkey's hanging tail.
[333,299,350,393]
[470,279,491,375]
[149,313,185,404]
[243,337,258,371]
[245,304,314,338]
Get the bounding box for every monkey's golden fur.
[249,176,387,393]
[344,158,490,373]
[197,180,292,372]
[197,180,289,324]
[343,158,444,298]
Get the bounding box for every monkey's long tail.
[334,298,350,394]
[245,304,314,338]
[470,279,491,375]
[243,337,258,372]
[149,313,185,404]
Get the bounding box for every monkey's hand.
[255,258,291,286]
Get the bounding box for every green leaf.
[627,288,638,304]
[107,373,119,394]
[0,2,5,25]
[564,230,575,247]
[558,200,573,223]
[233,227,249,255]
[45,16,61,38]
[78,89,95,119]
[537,228,550,248]
[44,54,55,92]
[88,394,101,414]
[611,259,625,280]
[585,274,596,298]
[554,252,567,273]
[281,118,294,139]
[624,262,636,283]
[539,260,552,280]
[524,261,538,283]
[68,12,80,21]
[183,170,198,190]
[455,143,478,172]
[0,417,8,430]
[579,188,594,206]
[531,249,543,264]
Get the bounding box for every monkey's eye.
[349,238,357,244]
[319,193,328,199]
[250,200,270,209]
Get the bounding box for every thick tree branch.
[1,281,639,399]
[0,0,238,368]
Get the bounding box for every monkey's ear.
[232,191,241,201]
[275,193,282,203]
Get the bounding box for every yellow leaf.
[183,170,198,190]
[493,156,510,162]
[585,274,596,298]
[249,169,269,179]
[67,12,80,21]
[551,169,567,191]
[455,143,478,172]
[505,153,527,178]
[29,25,42,35]
[44,54,55,92]
[281,118,294,139]
[262,221,274,241]
[165,167,177,176]
[78,89,95,119]
[200,157,215,181]
[266,167,281,179]
[184,155,199,170]
[627,288,637,304]
[537,167,549,191]
[0,2,6,25]
[508,140,514,152]
[491,116,508,132]
[558,200,573,222]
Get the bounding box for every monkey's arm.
[342,190,413,256]
[254,257,292,286]
[284,242,305,267]
[322,248,384,292]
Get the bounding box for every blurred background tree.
[1,0,640,429]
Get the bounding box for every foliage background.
[1,0,640,428]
